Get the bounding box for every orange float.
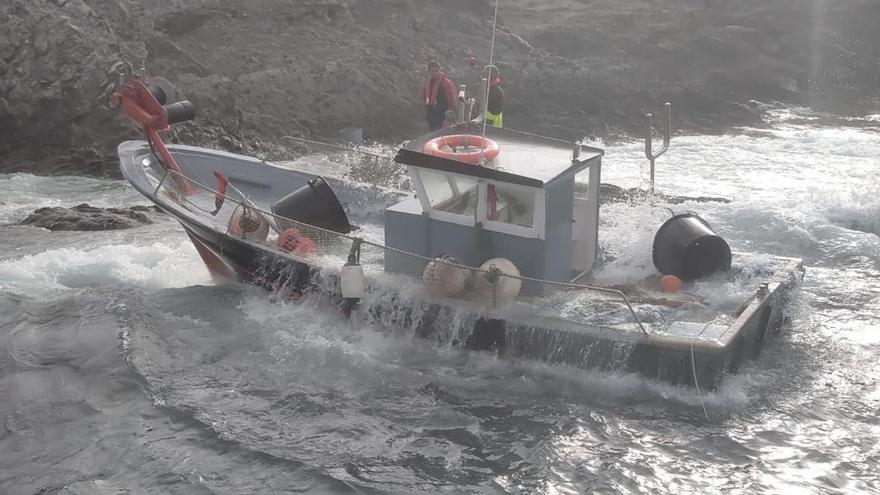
[276,227,317,255]
[227,204,269,241]
[422,134,500,164]
[659,274,683,293]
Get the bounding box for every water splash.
[0,234,210,295]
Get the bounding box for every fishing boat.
[112,75,803,388]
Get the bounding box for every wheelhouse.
[385,126,603,283]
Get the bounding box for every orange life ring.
[422,134,500,164]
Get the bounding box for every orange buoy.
[659,274,683,293]
[422,255,469,297]
[228,204,269,241]
[422,134,500,164]
[276,227,316,255]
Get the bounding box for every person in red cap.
[422,61,459,131]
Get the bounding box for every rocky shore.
[2,0,878,178]
[18,204,161,230]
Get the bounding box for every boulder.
[599,183,730,205]
[2,0,879,176]
[19,204,161,231]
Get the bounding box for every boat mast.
[479,0,501,165]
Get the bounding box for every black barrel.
[164,101,195,124]
[144,76,177,105]
[145,81,168,105]
[652,213,731,280]
[271,177,352,234]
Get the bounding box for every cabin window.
[418,168,479,216]
[486,182,538,228]
[574,167,590,200]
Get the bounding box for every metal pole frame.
[644,102,672,195]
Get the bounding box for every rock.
[0,26,13,61]
[0,0,150,175]
[599,183,730,205]
[19,204,162,231]
[218,134,243,153]
[1,0,879,176]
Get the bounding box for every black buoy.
[163,100,196,124]
[652,212,731,280]
[144,76,177,105]
[270,177,352,234]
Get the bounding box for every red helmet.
[467,55,478,66]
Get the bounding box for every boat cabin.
[385,127,603,283]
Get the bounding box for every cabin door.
[571,163,601,273]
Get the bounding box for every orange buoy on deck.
[227,204,269,241]
[276,227,316,255]
[659,274,683,293]
[422,134,500,164]
[422,255,469,297]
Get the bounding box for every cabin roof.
[396,126,603,187]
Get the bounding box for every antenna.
[479,0,501,165]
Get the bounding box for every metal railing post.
[644,102,672,195]
[457,84,467,124]
[153,169,169,196]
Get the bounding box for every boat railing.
[154,167,649,336]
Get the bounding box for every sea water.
[0,107,877,494]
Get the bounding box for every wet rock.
[19,204,162,231]
[599,183,730,205]
[1,0,878,176]
[0,26,13,61]
[218,134,243,153]
[0,0,150,175]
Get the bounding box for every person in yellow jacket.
[481,67,504,128]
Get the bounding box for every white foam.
[592,200,670,284]
[600,126,877,204]
[822,181,880,237]
[0,234,211,295]
[232,278,765,417]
